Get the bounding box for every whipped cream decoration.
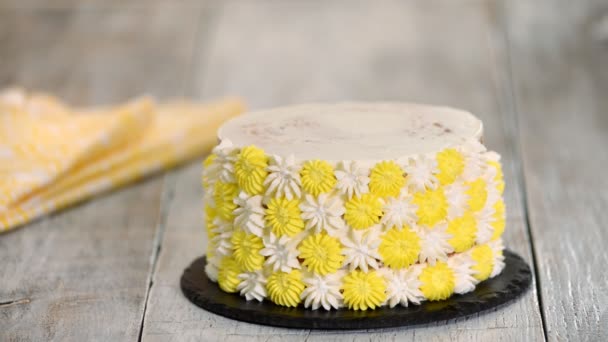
[417,224,454,265]
[484,175,502,206]
[210,218,234,257]
[202,162,219,188]
[233,191,265,237]
[202,145,220,187]
[482,150,501,164]
[205,262,219,282]
[447,252,477,294]
[203,189,215,209]
[403,155,439,192]
[334,161,370,199]
[462,150,486,182]
[259,233,301,272]
[489,239,506,278]
[264,154,302,200]
[462,139,487,154]
[300,193,345,235]
[380,194,418,229]
[301,271,344,310]
[460,140,488,181]
[382,264,425,307]
[237,270,268,302]
[474,205,495,245]
[211,139,237,183]
[444,182,470,220]
[340,226,382,272]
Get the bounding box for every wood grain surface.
[0,5,200,341]
[505,0,608,340]
[1,0,606,341]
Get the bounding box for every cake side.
[202,103,506,310]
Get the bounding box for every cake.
[202,103,506,311]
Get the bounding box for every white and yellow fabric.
[0,89,244,232]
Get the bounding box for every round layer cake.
[202,103,506,311]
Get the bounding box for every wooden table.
[1,1,606,341]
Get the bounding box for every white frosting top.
[218,103,483,162]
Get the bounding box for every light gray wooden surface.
[505,1,608,341]
[0,3,200,341]
[0,0,605,341]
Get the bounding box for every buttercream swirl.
[380,194,418,229]
[474,204,495,245]
[209,218,233,257]
[381,264,425,307]
[436,148,465,186]
[259,232,302,272]
[462,154,485,182]
[233,191,265,237]
[489,239,506,278]
[417,224,454,264]
[378,226,421,269]
[266,270,306,307]
[418,261,455,301]
[413,187,448,227]
[217,257,242,293]
[298,233,345,275]
[301,271,345,310]
[342,270,387,310]
[403,155,439,192]
[471,244,494,282]
[334,161,370,199]
[234,145,268,195]
[369,160,406,198]
[204,262,219,282]
[237,270,267,302]
[447,252,477,294]
[231,230,265,272]
[461,141,487,181]
[211,139,237,183]
[299,193,345,235]
[265,154,302,200]
[444,181,469,220]
[265,197,305,237]
[340,226,382,272]
[300,160,336,196]
[446,212,477,253]
[344,193,383,230]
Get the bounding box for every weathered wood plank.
[505,0,608,340]
[143,1,544,341]
[0,6,200,104]
[0,6,201,341]
[0,1,203,11]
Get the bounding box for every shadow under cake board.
[180,250,531,330]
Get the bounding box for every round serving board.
[180,250,531,330]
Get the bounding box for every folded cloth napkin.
[0,89,244,232]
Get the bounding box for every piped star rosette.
[202,103,507,311]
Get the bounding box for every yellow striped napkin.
[0,89,244,232]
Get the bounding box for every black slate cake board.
[181,250,531,330]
